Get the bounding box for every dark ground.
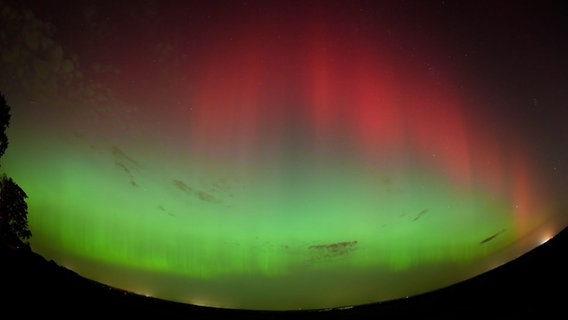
[2,227,567,319]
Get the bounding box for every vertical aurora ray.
[0,0,566,311]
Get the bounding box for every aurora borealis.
[1,0,568,311]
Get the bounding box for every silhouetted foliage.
[0,174,31,249]
[0,93,10,160]
[0,92,31,250]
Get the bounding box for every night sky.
[1,0,567,311]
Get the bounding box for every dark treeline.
[0,92,31,250]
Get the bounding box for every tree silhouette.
[0,92,31,250]
[0,93,10,160]
[0,174,31,249]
